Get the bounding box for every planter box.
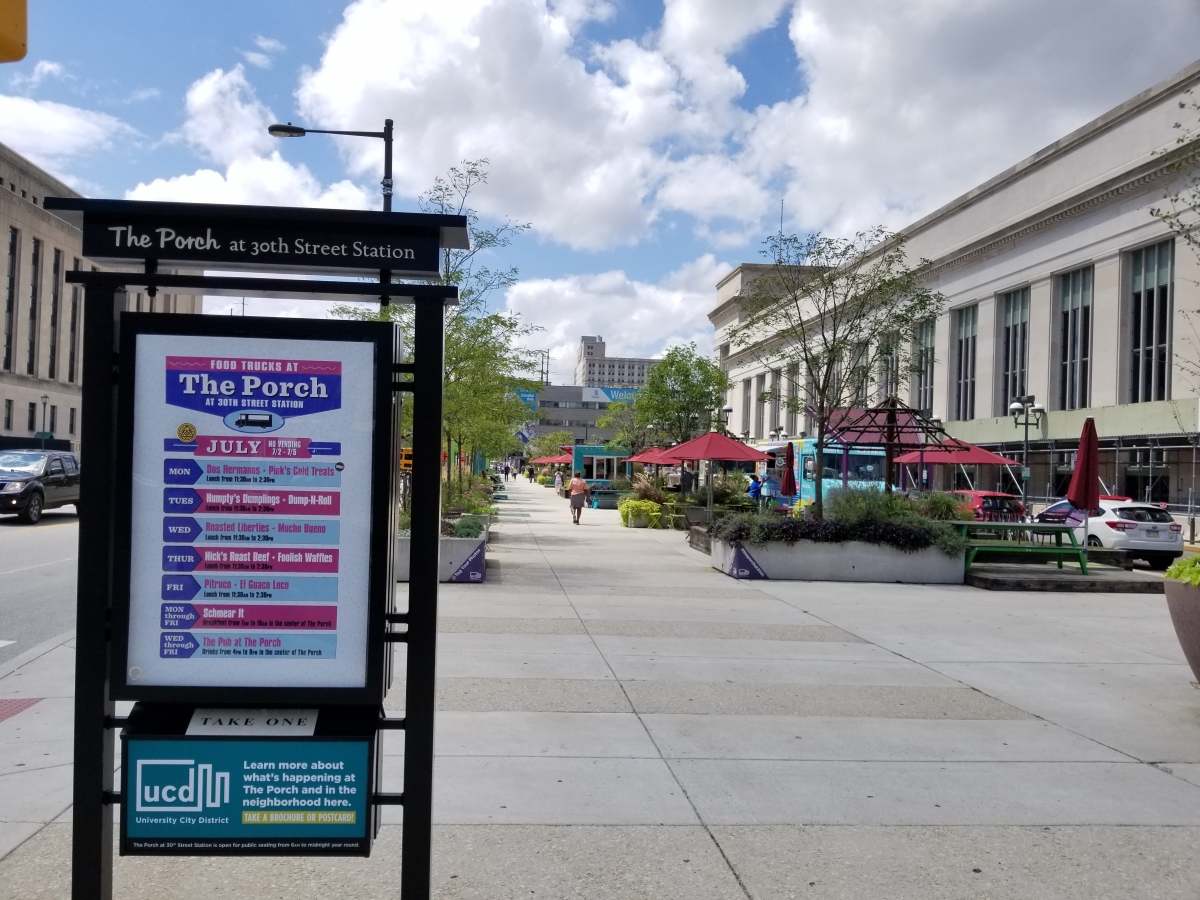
[395,536,486,583]
[713,539,963,584]
[628,514,650,528]
[1165,580,1200,681]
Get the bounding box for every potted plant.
[1164,557,1200,682]
[618,497,661,528]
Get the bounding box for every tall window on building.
[877,334,900,401]
[912,320,936,415]
[754,373,766,438]
[68,259,80,383]
[3,399,11,430]
[741,379,751,435]
[1000,287,1030,411]
[769,369,781,434]
[49,405,57,434]
[27,401,36,432]
[47,249,62,380]
[785,363,799,435]
[69,406,76,435]
[26,238,42,376]
[1059,266,1092,410]
[1129,240,1173,403]
[953,305,977,420]
[3,227,17,372]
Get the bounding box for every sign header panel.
[582,386,640,404]
[44,198,468,278]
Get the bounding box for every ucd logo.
[135,759,230,812]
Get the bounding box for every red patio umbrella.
[1066,417,1100,553]
[658,431,769,463]
[780,440,797,498]
[1066,417,1100,512]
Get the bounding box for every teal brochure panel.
[122,736,371,855]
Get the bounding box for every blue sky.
[3,0,1200,383]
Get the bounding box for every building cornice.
[921,140,1197,280]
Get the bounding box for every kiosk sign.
[115,325,388,696]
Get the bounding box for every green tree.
[729,228,944,519]
[331,159,540,485]
[597,401,660,453]
[634,344,731,445]
[529,429,573,461]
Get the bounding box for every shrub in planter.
[632,472,666,504]
[619,497,662,528]
[711,472,750,505]
[454,516,485,539]
[1164,556,1200,682]
[710,509,966,558]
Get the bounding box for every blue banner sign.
[582,387,640,404]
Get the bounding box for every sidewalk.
[4,478,1200,898]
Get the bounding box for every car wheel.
[1145,553,1175,571]
[1087,535,1103,547]
[19,493,43,524]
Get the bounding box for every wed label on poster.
[126,334,376,689]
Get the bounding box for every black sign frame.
[108,313,399,706]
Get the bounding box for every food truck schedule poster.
[125,334,376,689]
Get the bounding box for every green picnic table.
[951,520,1088,575]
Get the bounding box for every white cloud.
[0,94,132,173]
[242,52,273,69]
[255,36,286,53]
[128,65,373,208]
[9,60,66,93]
[506,253,731,383]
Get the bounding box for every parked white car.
[1035,500,1183,569]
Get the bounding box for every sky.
[2,0,1200,384]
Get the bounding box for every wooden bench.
[952,520,1088,574]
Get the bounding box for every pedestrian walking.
[680,465,695,495]
[527,465,535,482]
[748,473,762,509]
[554,470,564,493]
[503,464,510,482]
[568,471,589,524]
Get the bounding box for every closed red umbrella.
[780,441,797,498]
[1066,418,1099,512]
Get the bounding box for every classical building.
[0,142,201,451]
[712,59,1200,506]
[575,335,656,387]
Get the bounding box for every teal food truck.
[570,444,629,487]
[756,439,887,508]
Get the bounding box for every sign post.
[48,197,463,899]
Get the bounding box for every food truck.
[756,439,887,508]
[571,444,629,487]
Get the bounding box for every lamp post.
[268,119,396,303]
[1009,395,1045,511]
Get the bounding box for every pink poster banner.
[166,357,342,376]
[160,603,337,631]
[163,488,340,516]
[162,546,339,573]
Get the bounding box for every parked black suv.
[0,450,81,523]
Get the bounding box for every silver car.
[1037,500,1183,569]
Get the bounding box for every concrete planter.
[713,538,963,584]
[1164,580,1200,681]
[628,514,650,529]
[395,536,486,583]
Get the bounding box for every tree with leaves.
[331,159,541,484]
[729,228,944,519]
[633,344,731,446]
[597,401,661,453]
[529,429,573,461]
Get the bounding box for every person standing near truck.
[568,471,589,525]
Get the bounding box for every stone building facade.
[0,142,201,451]
[711,59,1200,506]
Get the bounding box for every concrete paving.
[3,477,1200,897]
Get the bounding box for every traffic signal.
[0,0,26,64]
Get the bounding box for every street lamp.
[268,120,393,211]
[39,393,48,448]
[1010,395,1045,511]
[716,406,733,434]
[269,119,396,304]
